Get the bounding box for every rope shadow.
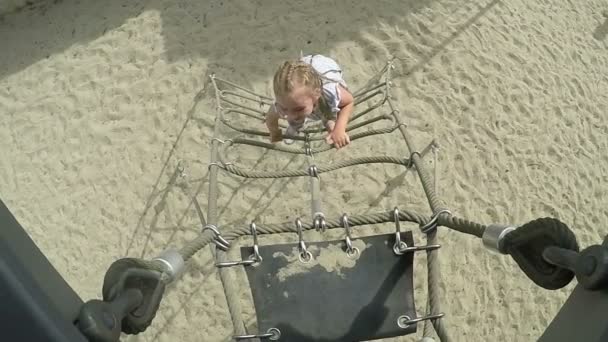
[368,139,437,209]
[396,0,502,79]
[124,84,209,257]
[1,0,448,82]
[218,152,304,228]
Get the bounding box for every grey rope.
[219,113,392,139]
[219,156,411,179]
[206,75,249,337]
[221,90,274,106]
[224,108,266,122]
[385,59,450,342]
[220,125,399,155]
[213,77,274,101]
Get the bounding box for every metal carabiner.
[392,207,408,255]
[341,214,359,258]
[296,218,312,263]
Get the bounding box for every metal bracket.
[202,224,230,251]
[215,222,262,268]
[234,328,281,340]
[397,313,444,329]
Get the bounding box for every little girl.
[265,54,355,149]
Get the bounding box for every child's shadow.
[593,12,608,41]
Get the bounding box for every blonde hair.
[273,60,323,99]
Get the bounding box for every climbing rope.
[217,125,399,157]
[221,156,411,179]
[384,60,450,341]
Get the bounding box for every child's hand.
[269,129,282,143]
[325,129,350,149]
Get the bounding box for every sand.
[1,0,607,341]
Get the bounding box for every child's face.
[275,85,320,125]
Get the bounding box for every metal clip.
[308,165,319,178]
[296,218,312,263]
[202,224,230,251]
[341,214,359,258]
[215,222,262,268]
[397,313,445,329]
[249,221,262,263]
[406,151,421,168]
[305,146,312,156]
[208,161,233,171]
[234,328,281,340]
[313,212,327,233]
[392,207,408,255]
[420,209,452,234]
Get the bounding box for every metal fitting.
[152,249,185,282]
[482,224,515,254]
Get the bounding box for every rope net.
[148,58,489,341]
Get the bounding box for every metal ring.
[393,241,408,255]
[234,328,281,340]
[299,250,313,263]
[397,313,445,329]
[341,214,357,257]
[346,246,360,259]
[420,209,452,234]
